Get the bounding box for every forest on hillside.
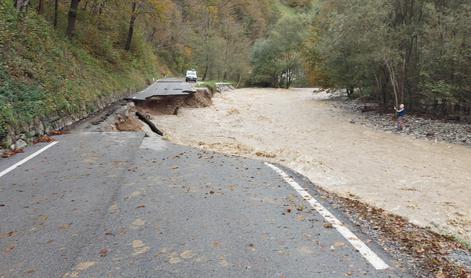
[0,0,309,146]
[304,0,471,119]
[0,0,470,146]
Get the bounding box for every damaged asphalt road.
[0,132,411,277]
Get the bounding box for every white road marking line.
[0,141,59,178]
[265,162,390,270]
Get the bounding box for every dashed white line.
[0,141,59,178]
[265,162,390,270]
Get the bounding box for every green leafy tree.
[250,15,308,88]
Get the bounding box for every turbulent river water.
[152,87,471,242]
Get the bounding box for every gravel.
[329,97,471,146]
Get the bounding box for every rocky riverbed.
[326,92,471,146]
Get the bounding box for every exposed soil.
[115,115,143,132]
[135,89,213,116]
[152,88,471,246]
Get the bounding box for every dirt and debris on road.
[151,88,471,246]
[318,186,471,277]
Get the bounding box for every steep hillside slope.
[0,0,299,147]
[0,1,160,147]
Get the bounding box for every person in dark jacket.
[394,104,406,131]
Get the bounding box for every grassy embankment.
[0,1,163,147]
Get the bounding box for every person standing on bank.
[394,104,406,131]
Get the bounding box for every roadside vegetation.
[0,0,297,146]
[196,81,218,93]
[0,0,159,146]
[302,0,471,119]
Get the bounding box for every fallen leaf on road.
[99,248,109,257]
[108,203,119,214]
[75,261,96,271]
[132,240,150,256]
[136,205,146,209]
[334,241,346,248]
[129,191,142,198]
[168,256,182,264]
[130,218,145,229]
[323,223,333,229]
[48,130,65,136]
[3,244,16,255]
[119,227,127,235]
[155,247,169,257]
[58,223,71,230]
[219,256,230,267]
[180,250,195,259]
[2,148,24,158]
[297,246,314,255]
[33,135,55,144]
[0,231,16,239]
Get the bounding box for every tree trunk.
[236,73,242,88]
[98,1,104,15]
[37,0,44,14]
[124,1,137,51]
[53,0,59,27]
[286,69,293,88]
[202,63,209,81]
[385,59,400,109]
[147,27,156,43]
[66,0,80,37]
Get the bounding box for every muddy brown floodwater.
[153,88,471,243]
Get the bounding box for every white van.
[185,70,197,82]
